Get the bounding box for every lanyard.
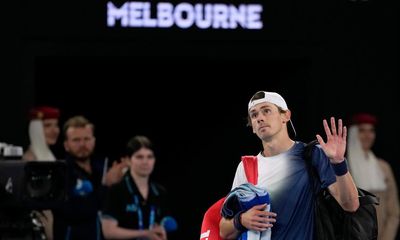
[125,175,156,230]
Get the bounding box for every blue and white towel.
[221,183,271,240]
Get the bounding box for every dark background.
[1,0,398,239]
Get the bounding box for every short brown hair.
[63,115,95,139]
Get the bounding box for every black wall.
[2,0,398,239]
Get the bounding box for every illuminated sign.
[107,1,263,29]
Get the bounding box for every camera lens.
[26,172,52,199]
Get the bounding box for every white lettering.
[229,5,246,29]
[200,229,210,239]
[174,3,195,29]
[158,3,174,28]
[106,1,263,30]
[247,4,263,29]
[129,2,144,27]
[212,4,229,29]
[194,4,212,29]
[143,2,157,27]
[107,2,129,27]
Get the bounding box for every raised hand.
[104,157,130,186]
[316,117,347,163]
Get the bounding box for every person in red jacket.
[200,198,226,240]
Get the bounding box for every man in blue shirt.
[53,115,125,239]
[219,91,360,240]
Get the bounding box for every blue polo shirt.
[232,142,336,240]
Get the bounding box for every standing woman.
[22,106,61,240]
[347,113,399,240]
[101,135,170,240]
